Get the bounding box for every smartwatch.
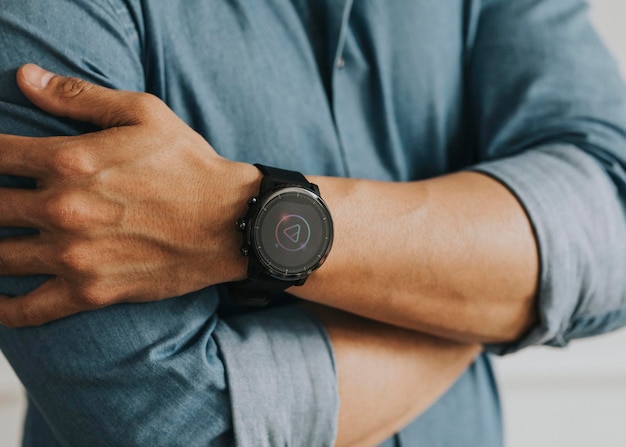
[228,164,334,306]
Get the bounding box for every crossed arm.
[0,65,539,339]
[2,1,626,446]
[0,64,536,445]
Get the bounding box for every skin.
[0,64,538,444]
[306,304,481,447]
[301,171,539,344]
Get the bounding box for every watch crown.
[247,196,258,206]
[240,245,250,257]
[236,218,247,232]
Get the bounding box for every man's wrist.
[226,165,335,305]
[211,160,262,284]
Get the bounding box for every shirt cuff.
[472,144,626,355]
[214,304,338,447]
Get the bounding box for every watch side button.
[240,245,250,257]
[247,196,258,206]
[236,218,247,232]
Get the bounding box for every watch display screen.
[253,187,333,278]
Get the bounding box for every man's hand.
[0,64,259,327]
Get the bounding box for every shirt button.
[336,57,345,69]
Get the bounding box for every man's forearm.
[304,303,481,447]
[295,171,539,344]
[0,67,538,344]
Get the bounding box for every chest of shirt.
[140,0,473,180]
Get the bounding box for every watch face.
[252,187,333,279]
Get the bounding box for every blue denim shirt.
[1,1,626,446]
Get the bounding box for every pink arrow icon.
[283,224,301,243]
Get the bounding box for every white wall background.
[0,356,24,447]
[1,1,626,446]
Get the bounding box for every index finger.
[0,133,57,178]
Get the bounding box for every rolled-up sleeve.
[467,0,626,354]
[475,146,626,354]
[216,305,338,447]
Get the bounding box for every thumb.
[17,64,143,128]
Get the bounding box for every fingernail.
[22,64,55,89]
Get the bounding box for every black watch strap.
[255,164,313,191]
[228,164,314,306]
[226,282,273,307]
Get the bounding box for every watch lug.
[294,277,307,286]
[246,256,264,278]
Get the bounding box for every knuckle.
[0,245,20,277]
[75,283,108,308]
[138,92,163,109]
[133,93,165,118]
[0,314,17,329]
[58,242,92,273]
[55,76,94,100]
[1,318,19,329]
[14,300,39,328]
[44,193,86,230]
[50,147,96,177]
